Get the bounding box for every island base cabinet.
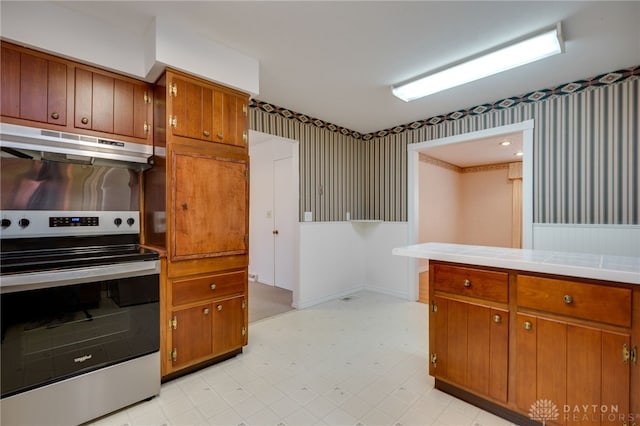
[515,313,631,426]
[430,296,508,403]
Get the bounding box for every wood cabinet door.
[515,314,631,425]
[1,46,67,125]
[172,151,248,260]
[170,76,212,141]
[515,313,539,413]
[431,297,508,402]
[170,303,213,369]
[210,89,247,147]
[222,92,247,147]
[91,73,115,133]
[74,68,93,130]
[1,45,20,118]
[212,296,245,355]
[75,68,151,142]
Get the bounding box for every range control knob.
[1,218,11,228]
[114,218,123,227]
[126,218,135,226]
[18,218,30,228]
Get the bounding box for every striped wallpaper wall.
[251,109,364,222]
[250,67,639,224]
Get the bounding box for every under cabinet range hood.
[0,123,153,170]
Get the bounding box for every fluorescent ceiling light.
[392,23,564,102]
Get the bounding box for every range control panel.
[0,211,139,238]
[49,216,100,227]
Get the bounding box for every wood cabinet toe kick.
[428,260,639,426]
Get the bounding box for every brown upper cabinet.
[1,42,153,145]
[1,44,68,126]
[166,71,248,148]
[74,67,153,143]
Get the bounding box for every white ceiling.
[53,1,640,136]
[421,132,524,168]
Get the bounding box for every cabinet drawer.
[173,270,245,306]
[517,275,631,327]
[432,263,508,303]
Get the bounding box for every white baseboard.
[294,285,365,309]
[364,285,410,301]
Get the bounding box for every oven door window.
[1,274,159,398]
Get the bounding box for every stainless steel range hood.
[0,123,153,170]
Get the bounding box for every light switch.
[266,210,272,219]
[304,211,313,222]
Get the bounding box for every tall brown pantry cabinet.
[143,68,250,378]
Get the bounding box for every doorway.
[406,120,534,301]
[248,131,299,320]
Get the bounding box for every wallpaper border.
[250,65,640,141]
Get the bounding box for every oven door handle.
[0,260,159,293]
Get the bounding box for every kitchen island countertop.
[392,242,640,285]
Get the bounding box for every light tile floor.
[89,291,515,426]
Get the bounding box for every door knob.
[273,230,279,235]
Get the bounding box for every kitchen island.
[393,243,639,425]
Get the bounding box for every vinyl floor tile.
[86,291,516,426]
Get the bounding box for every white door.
[273,156,295,291]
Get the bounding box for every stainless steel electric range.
[1,124,160,426]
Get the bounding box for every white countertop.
[392,243,640,285]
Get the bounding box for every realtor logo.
[529,399,560,425]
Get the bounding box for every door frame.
[248,130,300,306]
[406,119,534,301]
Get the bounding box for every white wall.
[297,221,410,308]
[360,222,411,300]
[533,224,640,257]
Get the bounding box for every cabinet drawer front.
[517,275,631,327]
[173,271,245,306]
[432,264,508,303]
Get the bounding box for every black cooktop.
[0,235,159,275]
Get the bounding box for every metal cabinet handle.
[463,279,471,288]
[81,117,89,125]
[51,112,60,120]
[210,284,217,290]
[493,314,502,324]
[563,294,573,304]
[217,133,223,139]
[203,130,210,137]
[203,308,209,315]
[217,305,223,311]
[524,321,533,330]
